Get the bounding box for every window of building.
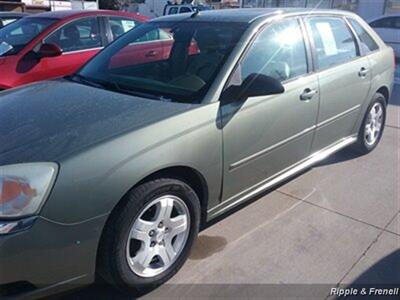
[348,18,379,53]
[307,17,358,69]
[332,0,358,11]
[279,0,306,7]
[306,0,331,9]
[385,0,400,14]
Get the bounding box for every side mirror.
[221,73,285,103]
[38,43,62,58]
[239,73,285,99]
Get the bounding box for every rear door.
[33,16,103,81]
[305,16,372,151]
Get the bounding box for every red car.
[0,10,148,90]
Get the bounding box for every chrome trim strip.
[209,135,357,217]
[229,125,316,171]
[316,105,361,128]
[62,47,104,55]
[229,105,360,171]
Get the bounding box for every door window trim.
[42,16,104,54]
[219,16,312,102]
[344,17,381,57]
[303,15,363,73]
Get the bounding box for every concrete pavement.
[59,85,399,299]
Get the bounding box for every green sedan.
[0,8,394,299]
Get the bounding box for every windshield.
[0,17,57,56]
[77,21,246,103]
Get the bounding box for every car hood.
[0,80,194,165]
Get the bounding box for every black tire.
[352,92,387,154]
[97,178,200,296]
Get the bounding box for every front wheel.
[352,93,386,154]
[98,178,200,295]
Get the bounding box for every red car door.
[30,16,103,82]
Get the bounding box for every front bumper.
[0,214,108,299]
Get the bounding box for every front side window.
[307,17,357,70]
[45,17,101,52]
[231,18,308,86]
[348,19,379,54]
[76,22,246,103]
[0,17,57,56]
[109,17,139,41]
[168,7,179,15]
[179,7,192,13]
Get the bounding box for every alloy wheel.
[364,102,384,146]
[126,195,190,278]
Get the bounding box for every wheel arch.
[376,85,390,104]
[134,165,209,228]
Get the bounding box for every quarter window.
[232,19,308,85]
[348,19,379,54]
[307,17,357,70]
[45,17,101,52]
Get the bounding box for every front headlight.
[0,163,58,218]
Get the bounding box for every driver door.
[220,18,319,202]
[33,16,103,82]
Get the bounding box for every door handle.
[145,50,158,58]
[359,67,369,77]
[300,88,318,101]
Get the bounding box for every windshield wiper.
[69,74,171,101]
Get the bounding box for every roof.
[0,12,27,17]
[153,8,355,24]
[26,9,147,21]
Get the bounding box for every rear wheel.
[98,178,200,295]
[352,93,386,154]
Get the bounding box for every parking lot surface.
[58,84,399,300]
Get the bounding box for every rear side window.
[235,19,308,83]
[307,17,357,70]
[109,17,139,41]
[348,19,379,54]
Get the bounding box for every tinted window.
[236,19,308,84]
[109,17,139,41]
[348,19,379,53]
[370,17,400,29]
[45,17,101,52]
[307,17,357,69]
[168,7,178,15]
[0,17,57,56]
[180,7,192,13]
